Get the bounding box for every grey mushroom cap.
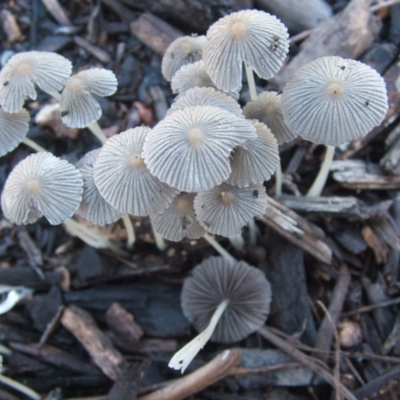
[60,68,118,128]
[143,105,257,192]
[0,51,72,113]
[194,182,268,237]
[243,91,296,145]
[203,10,289,92]
[76,149,124,226]
[151,192,205,241]
[1,152,83,225]
[0,108,30,157]
[281,56,388,145]
[162,35,207,82]
[181,256,272,343]
[94,126,179,216]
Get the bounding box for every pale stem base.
[228,234,244,252]
[307,145,335,197]
[88,121,108,144]
[22,137,46,153]
[275,162,283,196]
[152,227,167,251]
[122,214,136,248]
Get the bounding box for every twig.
[0,374,41,400]
[230,361,301,376]
[342,296,400,317]
[38,305,65,347]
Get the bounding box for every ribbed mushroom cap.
[0,51,72,113]
[243,91,296,144]
[0,108,30,156]
[94,126,179,216]
[203,10,289,92]
[151,192,205,241]
[282,56,388,145]
[76,149,123,225]
[60,68,117,128]
[194,182,268,237]
[167,87,242,117]
[227,120,279,187]
[162,35,207,81]
[182,256,272,343]
[143,105,257,192]
[171,60,239,99]
[1,152,83,225]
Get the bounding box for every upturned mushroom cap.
[0,51,72,113]
[151,192,205,241]
[243,91,296,144]
[194,182,268,237]
[1,152,83,225]
[0,108,30,157]
[167,87,242,117]
[227,120,279,187]
[281,56,388,145]
[171,60,239,99]
[162,35,207,81]
[76,149,123,225]
[143,105,257,192]
[182,256,272,343]
[94,126,179,216]
[203,10,289,92]
[60,68,118,128]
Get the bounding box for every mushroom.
[76,149,124,225]
[94,126,179,216]
[227,120,280,188]
[193,182,268,237]
[0,107,30,157]
[60,68,118,129]
[169,256,272,373]
[203,10,289,93]
[0,51,72,113]
[142,105,256,192]
[171,60,239,99]
[150,192,205,241]
[1,152,83,225]
[162,35,207,81]
[243,91,296,145]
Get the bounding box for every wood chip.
[41,0,71,25]
[74,36,110,64]
[1,9,22,43]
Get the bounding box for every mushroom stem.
[203,233,236,263]
[87,121,108,144]
[122,214,136,248]
[275,162,282,196]
[244,62,257,101]
[22,137,46,153]
[169,299,229,373]
[152,227,167,251]
[248,219,259,245]
[306,145,335,197]
[0,374,41,400]
[228,234,244,251]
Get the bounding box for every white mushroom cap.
[203,10,289,92]
[243,91,296,144]
[171,60,239,99]
[94,126,179,216]
[167,87,243,117]
[281,56,389,145]
[60,68,118,128]
[227,120,279,187]
[194,182,268,237]
[0,51,72,113]
[76,149,124,226]
[162,35,207,81]
[143,105,257,192]
[151,192,205,241]
[1,152,83,225]
[182,256,272,343]
[0,108,30,156]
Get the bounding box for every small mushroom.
[1,152,83,225]
[143,105,256,192]
[243,91,296,145]
[0,107,30,156]
[227,120,280,187]
[169,256,272,373]
[94,126,179,216]
[203,10,289,92]
[0,51,72,113]
[194,182,268,237]
[76,149,123,225]
[150,192,205,241]
[162,35,207,81]
[60,68,118,128]
[281,56,388,145]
